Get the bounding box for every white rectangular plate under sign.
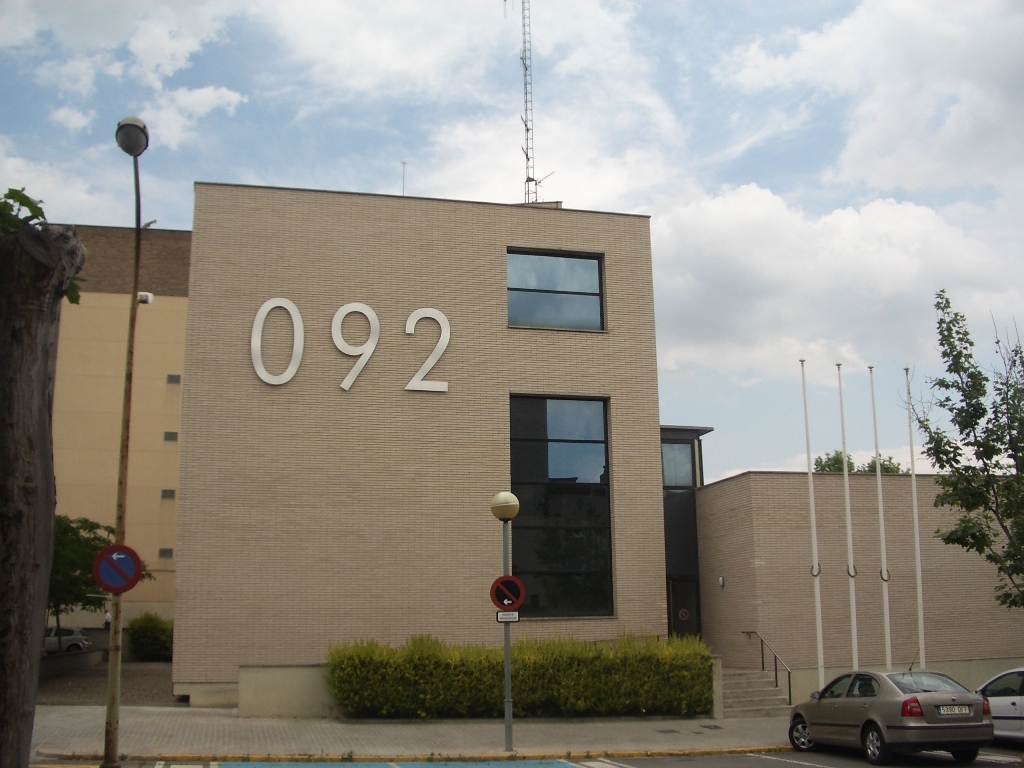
[496,611,519,622]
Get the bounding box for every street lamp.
[102,116,149,768]
[490,491,519,752]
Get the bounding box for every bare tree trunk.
[0,223,85,768]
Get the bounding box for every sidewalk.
[32,705,792,762]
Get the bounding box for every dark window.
[161,489,176,500]
[510,396,612,617]
[507,252,603,330]
[164,431,178,442]
[158,548,173,559]
[166,374,181,384]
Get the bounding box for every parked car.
[789,670,993,765]
[43,627,92,654]
[977,668,1024,741]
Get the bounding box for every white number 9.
[332,303,380,390]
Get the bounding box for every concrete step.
[724,703,793,718]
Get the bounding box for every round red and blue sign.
[92,544,143,595]
[490,575,526,611]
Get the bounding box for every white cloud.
[50,106,96,132]
[0,136,120,225]
[651,184,1017,384]
[718,0,1024,192]
[141,86,247,150]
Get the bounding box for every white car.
[978,668,1024,741]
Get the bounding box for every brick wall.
[698,471,1024,673]
[175,185,666,686]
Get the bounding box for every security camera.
[137,292,154,304]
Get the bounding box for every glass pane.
[510,396,547,439]
[549,442,607,483]
[508,290,602,330]
[514,571,613,617]
[513,527,612,572]
[511,440,549,483]
[547,399,605,440]
[513,484,610,527]
[507,253,600,293]
[662,442,693,487]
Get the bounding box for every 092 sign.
[250,298,450,392]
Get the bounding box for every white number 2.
[332,303,380,391]
[405,308,450,392]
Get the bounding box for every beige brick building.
[49,184,1024,714]
[173,183,667,707]
[696,471,1024,703]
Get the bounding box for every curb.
[36,745,794,763]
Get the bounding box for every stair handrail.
[741,630,793,705]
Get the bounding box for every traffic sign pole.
[502,518,513,752]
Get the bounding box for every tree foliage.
[814,449,906,474]
[48,516,114,642]
[918,290,1024,608]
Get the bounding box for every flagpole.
[905,367,926,667]
[800,360,825,689]
[869,366,892,670]
[837,363,858,669]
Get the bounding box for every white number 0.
[251,299,449,392]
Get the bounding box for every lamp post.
[490,491,519,752]
[101,116,149,768]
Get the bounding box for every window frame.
[506,248,605,332]
[509,395,613,618]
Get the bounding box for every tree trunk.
[0,223,84,768]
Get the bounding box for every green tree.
[917,290,1024,608]
[48,516,114,646]
[814,450,854,473]
[814,450,906,474]
[859,455,907,475]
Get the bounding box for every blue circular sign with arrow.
[92,544,143,595]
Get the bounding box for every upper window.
[662,442,694,488]
[507,252,603,331]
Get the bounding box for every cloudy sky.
[3,0,1021,481]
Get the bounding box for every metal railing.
[742,630,793,705]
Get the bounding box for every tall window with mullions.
[510,396,613,617]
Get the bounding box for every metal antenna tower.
[520,0,537,203]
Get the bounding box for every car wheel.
[950,746,979,764]
[789,717,815,752]
[65,643,81,652]
[862,723,890,765]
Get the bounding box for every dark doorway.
[668,576,701,637]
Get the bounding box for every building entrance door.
[668,577,701,637]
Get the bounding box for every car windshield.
[886,672,968,694]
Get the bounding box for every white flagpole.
[869,366,892,670]
[837,363,859,669]
[801,360,825,689]
[905,367,926,667]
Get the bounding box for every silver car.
[977,668,1024,741]
[789,670,993,765]
[43,627,92,653]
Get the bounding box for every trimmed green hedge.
[126,612,173,662]
[326,634,712,718]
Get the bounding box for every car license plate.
[938,705,970,715]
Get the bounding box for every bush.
[326,634,712,718]
[126,612,173,662]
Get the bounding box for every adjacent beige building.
[53,225,190,622]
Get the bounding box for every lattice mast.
[520,0,537,203]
